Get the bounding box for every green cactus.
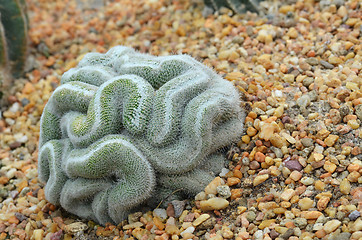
[0,0,28,103]
[204,0,262,14]
[39,46,245,225]
[0,0,28,78]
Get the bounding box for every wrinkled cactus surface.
[38,46,245,225]
[204,0,262,14]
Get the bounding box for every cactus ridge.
[39,46,245,225]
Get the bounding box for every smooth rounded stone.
[153,208,167,221]
[253,230,263,240]
[280,228,294,239]
[32,229,44,240]
[246,211,256,222]
[294,218,307,229]
[306,57,319,65]
[192,214,210,227]
[296,94,311,109]
[335,232,351,240]
[195,191,207,201]
[199,198,229,211]
[9,102,20,113]
[219,168,230,177]
[216,185,231,199]
[280,189,295,201]
[253,174,269,186]
[180,226,195,237]
[270,146,283,158]
[300,177,314,185]
[301,138,314,147]
[298,198,314,210]
[5,168,17,179]
[340,178,351,194]
[348,210,361,221]
[302,77,314,87]
[323,219,341,233]
[284,159,303,171]
[204,177,224,195]
[0,188,8,198]
[312,222,324,231]
[250,160,260,170]
[320,60,334,69]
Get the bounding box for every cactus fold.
[39,46,245,225]
[204,0,262,14]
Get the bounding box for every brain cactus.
[38,46,245,225]
[204,0,261,14]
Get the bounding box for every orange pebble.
[254,152,266,163]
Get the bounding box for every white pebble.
[274,90,283,98]
[9,102,20,113]
[6,168,17,179]
[219,168,229,177]
[153,208,167,220]
[181,226,195,237]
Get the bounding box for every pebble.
[204,177,223,195]
[280,189,295,201]
[284,159,303,171]
[300,177,314,186]
[153,209,167,221]
[199,198,229,211]
[216,185,231,199]
[298,198,314,210]
[192,214,210,227]
[320,60,334,69]
[171,200,185,218]
[253,174,269,186]
[180,226,195,237]
[348,210,361,221]
[64,222,88,234]
[32,229,44,240]
[323,219,341,233]
[340,178,351,195]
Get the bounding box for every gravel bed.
[0,0,361,239]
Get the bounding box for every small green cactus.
[204,0,262,14]
[0,0,28,100]
[39,46,245,225]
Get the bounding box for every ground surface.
[0,0,361,239]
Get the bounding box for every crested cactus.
[38,46,245,225]
[204,0,262,14]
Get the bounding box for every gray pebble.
[355,104,362,121]
[335,232,351,240]
[280,228,294,239]
[171,200,185,218]
[294,217,307,229]
[297,94,311,109]
[320,60,334,69]
[348,210,361,221]
[246,211,256,222]
[306,57,319,65]
[216,185,231,199]
[302,77,314,87]
[339,104,350,118]
[301,138,314,147]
